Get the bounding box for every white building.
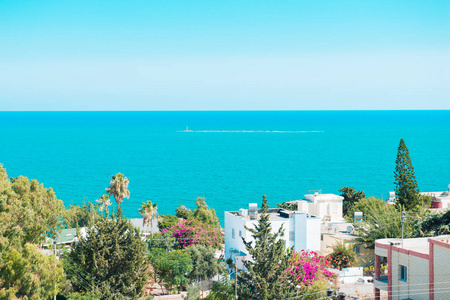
[288,192,345,222]
[225,204,321,269]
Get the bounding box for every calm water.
[0,111,449,224]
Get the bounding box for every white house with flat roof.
[225,203,321,269]
[287,192,345,222]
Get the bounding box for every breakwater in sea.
[0,110,449,225]
[180,129,324,133]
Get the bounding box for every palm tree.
[138,200,158,234]
[106,173,130,206]
[96,194,112,216]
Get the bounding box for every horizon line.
[1,109,449,112]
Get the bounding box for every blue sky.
[0,0,449,110]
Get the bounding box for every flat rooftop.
[227,208,319,221]
[376,235,450,255]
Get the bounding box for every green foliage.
[277,201,298,211]
[411,210,450,237]
[175,205,194,219]
[185,284,201,300]
[158,214,180,230]
[66,292,101,300]
[294,280,330,300]
[0,164,66,298]
[64,202,104,229]
[339,187,365,217]
[238,195,293,300]
[193,197,220,228]
[106,173,130,206]
[151,249,193,293]
[96,194,112,217]
[354,207,411,249]
[185,244,226,282]
[0,165,65,244]
[173,198,220,228]
[147,233,176,253]
[138,200,158,232]
[0,240,64,299]
[204,275,234,300]
[394,139,421,210]
[65,212,149,299]
[327,242,357,270]
[346,197,392,222]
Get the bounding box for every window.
[289,231,294,241]
[354,246,361,254]
[400,265,407,281]
[232,228,235,239]
[239,230,242,237]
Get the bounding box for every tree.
[0,171,65,245]
[138,200,158,233]
[339,187,365,217]
[346,197,392,223]
[354,207,410,249]
[394,139,421,210]
[106,173,130,206]
[277,201,298,211]
[411,210,450,237]
[64,202,104,228]
[238,195,293,300]
[193,197,220,228]
[204,274,234,300]
[282,250,335,299]
[96,194,112,217]
[185,244,226,283]
[65,210,149,299]
[0,164,65,298]
[175,205,193,219]
[147,232,176,253]
[151,249,193,293]
[0,240,64,299]
[158,214,180,230]
[165,219,223,249]
[327,242,358,270]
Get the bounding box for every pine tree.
[65,208,149,299]
[237,195,293,300]
[394,139,420,210]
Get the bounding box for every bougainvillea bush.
[282,250,336,294]
[163,219,224,249]
[327,242,357,270]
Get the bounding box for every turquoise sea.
[0,111,449,224]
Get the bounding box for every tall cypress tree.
[394,139,420,210]
[237,195,293,300]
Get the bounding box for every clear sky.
[0,0,449,110]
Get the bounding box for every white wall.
[225,210,321,264]
[293,212,321,252]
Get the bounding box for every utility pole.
[401,211,406,244]
[54,237,57,300]
[234,263,238,300]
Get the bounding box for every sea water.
[0,111,449,224]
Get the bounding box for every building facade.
[224,204,320,269]
[374,235,450,300]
